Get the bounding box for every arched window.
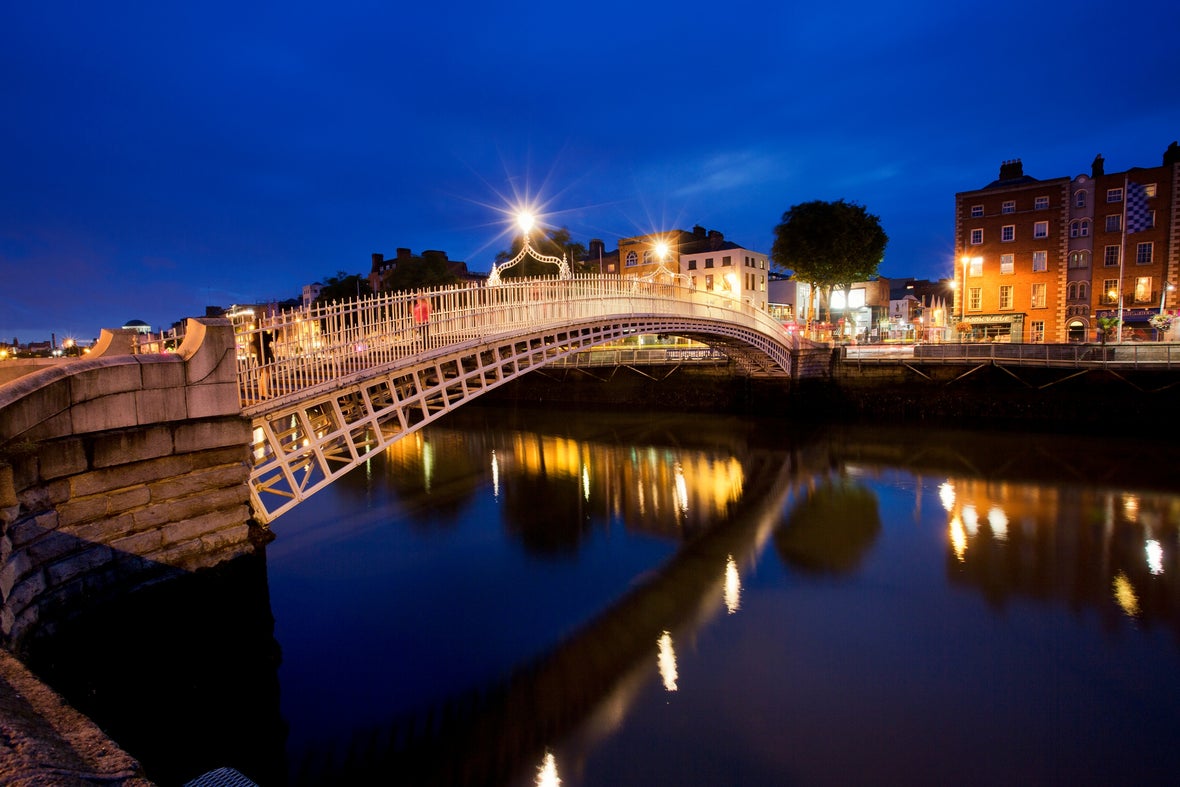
[625,251,638,267]
[642,250,653,265]
[1078,281,1088,300]
[1067,282,1078,300]
[1075,190,1087,208]
[1080,219,1090,236]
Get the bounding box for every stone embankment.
[0,318,259,785]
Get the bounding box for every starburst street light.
[486,211,572,286]
[636,237,690,287]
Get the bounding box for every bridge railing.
[213,274,794,407]
[913,341,1180,367]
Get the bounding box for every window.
[1000,254,1014,274]
[705,274,714,290]
[1070,219,1091,237]
[971,204,984,218]
[970,228,983,245]
[1145,183,1158,198]
[1068,251,1090,268]
[969,257,984,277]
[1136,242,1153,264]
[1035,196,1049,210]
[1135,277,1152,303]
[1031,321,1045,343]
[1002,200,1016,214]
[1031,283,1046,308]
[1107,188,1123,203]
[722,255,732,267]
[1001,225,1015,242]
[1104,246,1120,267]
[968,287,982,311]
[1067,282,1078,300]
[1033,221,1048,238]
[1105,214,1121,232]
[1075,190,1087,208]
[625,251,638,267]
[1032,250,1047,272]
[1078,281,1089,300]
[1103,279,1119,304]
[705,257,714,268]
[999,285,1013,309]
[642,250,654,264]
[687,259,697,270]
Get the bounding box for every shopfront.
[960,313,1025,343]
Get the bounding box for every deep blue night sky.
[3,1,1179,342]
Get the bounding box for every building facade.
[618,226,768,310]
[955,143,1179,343]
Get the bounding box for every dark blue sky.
[3,1,1179,342]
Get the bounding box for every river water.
[24,404,1180,786]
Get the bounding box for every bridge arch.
[240,276,803,522]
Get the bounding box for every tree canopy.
[314,271,371,305]
[380,250,461,292]
[770,199,888,322]
[495,227,587,279]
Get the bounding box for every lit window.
[1000,254,1014,274]
[1032,250,1047,272]
[1033,221,1048,238]
[1001,225,1015,242]
[1135,277,1151,302]
[969,257,983,277]
[1144,183,1158,198]
[1031,283,1046,308]
[1103,279,1119,303]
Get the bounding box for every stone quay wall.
[0,318,257,653]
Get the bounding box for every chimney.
[1164,141,1180,167]
[396,248,413,261]
[998,159,1023,180]
[589,239,605,257]
[370,252,384,272]
[693,225,706,239]
[1092,154,1105,177]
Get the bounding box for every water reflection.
[16,411,1180,785]
[775,475,882,574]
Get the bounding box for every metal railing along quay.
[910,342,1180,368]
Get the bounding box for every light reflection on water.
[19,406,1180,786]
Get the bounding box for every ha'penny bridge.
[225,274,801,522]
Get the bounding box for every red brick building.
[954,141,1179,342]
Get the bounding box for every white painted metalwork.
[234,274,799,523]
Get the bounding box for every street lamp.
[1160,281,1175,313]
[486,211,573,286]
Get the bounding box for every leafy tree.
[495,226,586,279]
[381,250,461,292]
[314,271,371,305]
[771,199,888,327]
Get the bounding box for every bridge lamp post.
[486,211,573,286]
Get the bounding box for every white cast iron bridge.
[230,275,803,523]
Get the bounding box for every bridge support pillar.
[0,318,260,653]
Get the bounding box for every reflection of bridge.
[230,276,804,522]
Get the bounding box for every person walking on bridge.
[413,295,431,348]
